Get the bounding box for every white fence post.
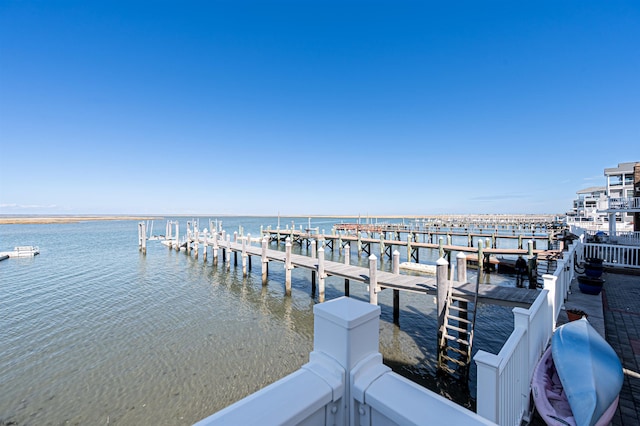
[543,274,558,328]
[474,352,500,423]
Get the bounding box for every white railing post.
[543,274,558,328]
[474,351,500,423]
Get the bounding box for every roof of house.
[604,161,639,175]
[576,186,606,194]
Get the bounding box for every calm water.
[0,217,525,425]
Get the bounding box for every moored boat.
[532,318,623,426]
[0,246,40,258]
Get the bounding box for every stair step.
[444,334,470,346]
[451,295,469,302]
[447,304,466,312]
[437,364,457,375]
[440,354,468,366]
[447,315,472,324]
[445,324,468,333]
[444,346,468,356]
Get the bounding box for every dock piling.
[393,250,400,323]
[436,257,450,340]
[317,247,325,302]
[368,255,378,305]
[285,238,292,296]
[242,237,247,277]
[310,239,317,295]
[261,237,268,285]
[344,244,350,296]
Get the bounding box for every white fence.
[581,242,640,269]
[473,241,578,425]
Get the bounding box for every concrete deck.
[601,270,640,426]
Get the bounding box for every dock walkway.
[213,238,539,308]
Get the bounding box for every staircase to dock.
[438,277,479,379]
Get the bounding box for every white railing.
[608,196,640,210]
[613,231,640,246]
[196,297,495,426]
[581,229,640,246]
[582,242,640,269]
[474,241,578,425]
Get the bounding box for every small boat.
[0,246,40,258]
[532,318,623,426]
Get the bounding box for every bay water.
[0,217,524,425]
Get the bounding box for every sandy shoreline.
[0,216,161,225]
[0,213,558,225]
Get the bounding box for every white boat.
[0,246,40,258]
[532,318,623,426]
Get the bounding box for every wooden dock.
[260,228,562,272]
[167,229,540,309]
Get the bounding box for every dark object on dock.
[577,275,605,295]
[566,309,588,321]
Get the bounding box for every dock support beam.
[138,222,147,254]
[317,247,325,302]
[436,257,450,343]
[310,239,317,295]
[242,237,247,277]
[344,244,350,296]
[261,237,268,285]
[285,238,292,296]
[368,255,378,305]
[393,250,400,324]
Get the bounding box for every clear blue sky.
[1,1,638,216]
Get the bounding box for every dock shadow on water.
[0,219,517,425]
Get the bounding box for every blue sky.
[1,1,638,216]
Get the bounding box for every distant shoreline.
[0,213,559,225]
[0,216,160,225]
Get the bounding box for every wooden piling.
[436,257,450,340]
[310,239,317,294]
[344,244,350,296]
[368,255,378,305]
[213,232,218,265]
[285,238,292,296]
[242,237,247,277]
[261,237,268,285]
[138,222,147,254]
[393,250,400,324]
[317,247,325,302]
[456,251,467,282]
